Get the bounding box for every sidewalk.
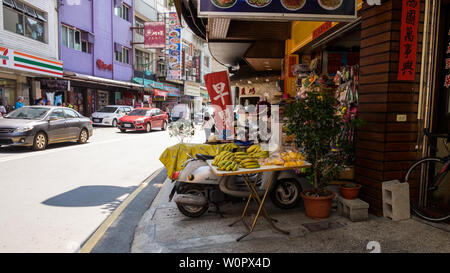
[131,175,450,253]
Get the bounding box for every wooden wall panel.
[355,0,423,216]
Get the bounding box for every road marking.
[0,132,166,164]
[79,167,164,253]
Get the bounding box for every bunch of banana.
[246,145,269,158]
[234,152,250,163]
[218,143,239,153]
[239,158,260,169]
[217,160,239,171]
[212,151,236,166]
[251,150,270,158]
[246,144,261,154]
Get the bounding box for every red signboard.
[204,71,231,110]
[144,22,166,49]
[154,89,168,98]
[398,0,420,81]
[313,22,333,40]
[96,59,113,71]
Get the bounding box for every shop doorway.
[428,1,450,216]
[0,79,16,112]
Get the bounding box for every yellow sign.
[286,0,363,55]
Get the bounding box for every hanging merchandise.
[54,94,62,106]
[46,92,55,105]
[333,65,361,165]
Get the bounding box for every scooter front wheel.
[270,178,302,209]
[176,186,209,218]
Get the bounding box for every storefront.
[63,72,142,116]
[0,46,63,111]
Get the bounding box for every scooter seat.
[196,154,215,161]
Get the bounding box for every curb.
[79,167,165,253]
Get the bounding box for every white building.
[0,0,61,108]
[133,0,159,76]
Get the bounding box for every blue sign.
[198,0,357,21]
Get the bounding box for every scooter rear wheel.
[176,186,209,218]
[270,178,302,209]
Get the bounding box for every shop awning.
[64,71,142,89]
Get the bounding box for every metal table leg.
[232,173,290,242]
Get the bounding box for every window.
[2,1,46,43]
[49,109,65,120]
[135,50,150,71]
[114,3,130,21]
[64,109,79,119]
[115,46,130,64]
[135,17,145,35]
[61,25,90,53]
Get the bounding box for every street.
[0,125,205,253]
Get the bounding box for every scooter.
[168,153,307,218]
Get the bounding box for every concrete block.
[382,180,410,221]
[337,197,369,222]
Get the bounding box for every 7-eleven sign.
[0,47,12,68]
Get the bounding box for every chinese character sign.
[445,27,450,88]
[204,71,232,110]
[398,0,420,81]
[144,22,166,49]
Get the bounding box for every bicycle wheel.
[404,158,450,222]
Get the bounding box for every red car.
[118,107,168,133]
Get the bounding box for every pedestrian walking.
[36,98,44,105]
[201,112,215,141]
[0,99,6,117]
[15,96,24,109]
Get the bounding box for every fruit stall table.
[206,159,312,241]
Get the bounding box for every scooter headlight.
[188,175,195,181]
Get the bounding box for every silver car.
[0,106,93,151]
[91,105,133,127]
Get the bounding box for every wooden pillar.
[355,0,424,216]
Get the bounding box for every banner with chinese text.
[398,0,420,81]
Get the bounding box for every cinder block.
[337,197,369,222]
[382,180,410,221]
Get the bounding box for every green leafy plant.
[168,120,195,143]
[286,80,346,196]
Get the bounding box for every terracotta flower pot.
[339,183,362,200]
[301,190,336,219]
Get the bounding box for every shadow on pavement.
[42,185,137,212]
[0,141,84,154]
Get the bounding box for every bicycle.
[403,129,450,222]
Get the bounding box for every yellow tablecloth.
[160,143,227,178]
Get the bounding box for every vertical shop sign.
[167,12,182,80]
[144,22,166,49]
[398,0,420,81]
[195,56,201,82]
[284,55,299,97]
[445,28,450,88]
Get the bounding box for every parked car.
[170,104,190,123]
[0,106,93,151]
[117,107,168,133]
[91,105,133,127]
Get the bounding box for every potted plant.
[168,119,195,143]
[286,76,346,219]
[339,182,362,200]
[337,106,365,181]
